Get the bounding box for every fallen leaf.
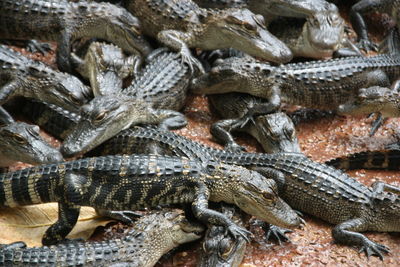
[0,203,112,246]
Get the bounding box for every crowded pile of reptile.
[0,0,400,265]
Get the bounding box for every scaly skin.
[61,95,187,157]
[194,0,345,58]
[72,42,139,97]
[0,209,204,267]
[0,154,302,246]
[0,107,63,167]
[191,54,400,112]
[18,101,400,258]
[125,0,292,71]
[349,0,400,51]
[0,45,91,113]
[0,0,152,72]
[209,92,300,153]
[123,48,191,110]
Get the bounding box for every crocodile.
[60,94,187,157]
[0,45,91,113]
[124,0,293,73]
[209,92,301,153]
[191,54,400,113]
[193,0,346,59]
[0,0,152,72]
[349,0,400,51]
[0,153,302,246]
[0,107,63,168]
[71,41,139,97]
[0,209,204,267]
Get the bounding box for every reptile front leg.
[158,30,205,74]
[192,184,251,241]
[332,218,390,260]
[56,29,73,73]
[42,202,81,246]
[155,110,188,130]
[350,0,381,51]
[211,118,248,153]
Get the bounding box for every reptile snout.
[46,151,64,163]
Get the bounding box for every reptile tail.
[0,164,60,208]
[326,150,400,170]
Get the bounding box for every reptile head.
[61,95,152,157]
[207,8,292,63]
[0,122,63,166]
[126,209,204,266]
[191,57,273,98]
[30,67,91,113]
[299,6,344,58]
[338,87,400,118]
[209,163,302,228]
[84,2,152,57]
[254,113,301,153]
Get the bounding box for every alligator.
[0,44,91,113]
[71,41,139,97]
[198,204,248,267]
[60,94,187,157]
[209,92,301,153]
[123,48,191,110]
[124,0,293,73]
[17,99,400,258]
[0,153,302,246]
[0,107,63,168]
[337,86,400,135]
[349,0,400,51]
[193,0,346,59]
[0,209,204,267]
[191,54,400,113]
[0,0,152,72]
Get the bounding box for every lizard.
[124,0,293,73]
[0,107,63,168]
[193,0,346,59]
[0,209,204,267]
[0,0,152,72]
[0,44,92,113]
[0,154,302,246]
[209,92,301,153]
[191,53,400,114]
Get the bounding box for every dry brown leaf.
[0,203,113,246]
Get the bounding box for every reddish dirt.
[4,2,400,266]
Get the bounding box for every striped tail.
[325,150,400,170]
[0,164,61,208]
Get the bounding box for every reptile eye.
[263,192,275,201]
[68,93,81,105]
[253,14,265,28]
[244,22,256,31]
[226,16,244,26]
[94,111,107,122]
[13,134,27,144]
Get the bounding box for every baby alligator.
[0,209,204,267]
[0,154,301,246]
[0,0,152,72]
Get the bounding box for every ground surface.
[3,1,400,266]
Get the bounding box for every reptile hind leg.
[332,218,389,260]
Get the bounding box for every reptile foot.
[356,39,378,52]
[225,143,247,153]
[98,210,142,224]
[179,47,205,74]
[227,224,252,242]
[264,224,292,245]
[358,239,389,260]
[26,40,52,55]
